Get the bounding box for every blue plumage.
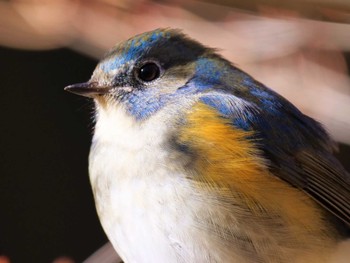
[100,30,172,73]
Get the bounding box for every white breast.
[88,103,208,263]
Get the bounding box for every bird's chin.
[94,87,132,109]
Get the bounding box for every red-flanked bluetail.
[65,28,350,263]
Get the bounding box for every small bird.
[65,28,350,263]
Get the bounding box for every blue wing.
[196,67,350,229]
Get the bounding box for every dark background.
[0,47,349,263]
[0,47,107,263]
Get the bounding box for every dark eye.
[137,62,160,82]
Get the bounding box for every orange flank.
[178,102,338,260]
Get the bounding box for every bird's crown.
[93,28,213,84]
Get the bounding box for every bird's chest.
[90,142,176,261]
[88,110,199,262]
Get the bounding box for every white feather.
[89,100,220,263]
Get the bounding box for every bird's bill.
[64,82,112,98]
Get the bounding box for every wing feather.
[199,76,350,229]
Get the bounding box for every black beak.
[64,82,112,98]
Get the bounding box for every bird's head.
[65,28,234,120]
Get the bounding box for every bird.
[65,28,350,263]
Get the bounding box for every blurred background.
[0,0,349,262]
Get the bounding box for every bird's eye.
[137,62,160,82]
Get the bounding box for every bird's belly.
[88,140,218,263]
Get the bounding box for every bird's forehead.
[98,29,173,74]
